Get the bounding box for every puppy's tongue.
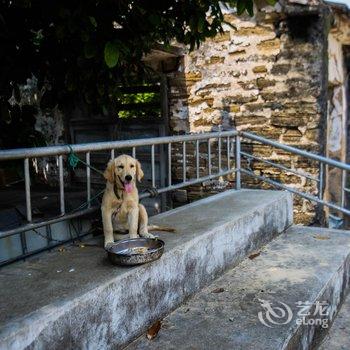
[124,182,133,193]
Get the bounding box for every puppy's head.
[104,154,144,193]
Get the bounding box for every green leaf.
[89,16,97,28]
[104,41,119,68]
[265,0,277,5]
[198,16,205,33]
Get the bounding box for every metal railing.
[0,130,239,266]
[1,129,350,266]
[240,131,350,217]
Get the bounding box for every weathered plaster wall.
[168,4,330,224]
[325,11,350,224]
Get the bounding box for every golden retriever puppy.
[101,154,175,248]
[101,154,154,247]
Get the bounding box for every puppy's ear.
[136,160,144,182]
[104,159,115,183]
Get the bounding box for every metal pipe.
[319,163,324,200]
[241,151,319,182]
[0,167,238,239]
[24,158,32,222]
[168,143,172,187]
[140,168,237,199]
[59,155,65,215]
[227,136,230,170]
[111,149,115,159]
[183,141,186,182]
[341,169,345,208]
[208,139,211,176]
[241,168,350,216]
[0,229,93,268]
[196,140,200,179]
[235,135,241,190]
[218,136,222,172]
[151,144,155,188]
[0,130,238,160]
[132,147,136,159]
[0,206,98,239]
[242,131,350,172]
[86,152,91,208]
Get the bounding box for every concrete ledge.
[0,190,292,350]
[127,226,350,350]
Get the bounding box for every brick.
[253,65,268,73]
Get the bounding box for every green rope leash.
[67,145,80,169]
[66,145,106,209]
[67,145,105,176]
[65,145,158,211]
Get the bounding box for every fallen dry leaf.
[313,235,330,240]
[211,287,225,293]
[58,248,66,252]
[146,320,161,340]
[249,251,260,260]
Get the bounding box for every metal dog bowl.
[106,238,165,266]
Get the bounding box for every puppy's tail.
[148,224,176,233]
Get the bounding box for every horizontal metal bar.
[241,168,350,216]
[0,130,238,161]
[0,206,98,239]
[241,131,350,172]
[343,187,350,193]
[0,168,238,239]
[240,151,319,182]
[140,168,237,199]
[0,228,93,268]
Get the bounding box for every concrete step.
[127,226,350,350]
[318,292,350,350]
[0,189,292,350]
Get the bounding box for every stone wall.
[167,3,332,224]
[324,10,350,226]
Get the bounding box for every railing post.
[196,140,200,179]
[86,152,91,208]
[58,155,65,215]
[151,144,155,188]
[318,162,323,200]
[208,139,211,176]
[235,134,241,190]
[24,158,32,222]
[182,141,186,182]
[168,143,172,186]
[341,169,345,208]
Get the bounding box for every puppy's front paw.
[104,241,114,249]
[139,232,156,239]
